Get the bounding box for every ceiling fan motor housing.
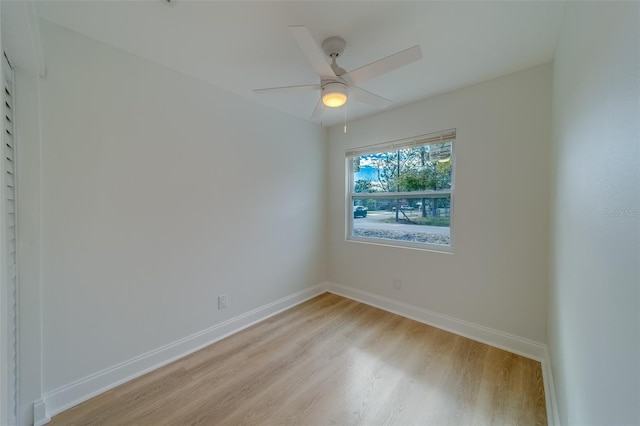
[322,36,346,57]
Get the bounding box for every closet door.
[1,52,17,426]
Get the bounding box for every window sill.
[346,235,453,254]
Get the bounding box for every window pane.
[352,195,451,246]
[353,142,452,194]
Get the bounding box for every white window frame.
[346,129,455,252]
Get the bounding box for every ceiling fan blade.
[289,26,336,79]
[253,84,321,94]
[342,45,422,86]
[310,98,323,120]
[349,86,392,109]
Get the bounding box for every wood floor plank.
[49,293,547,425]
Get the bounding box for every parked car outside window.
[353,206,368,218]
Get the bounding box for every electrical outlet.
[218,294,228,310]
[393,279,402,290]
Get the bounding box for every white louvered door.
[1,52,17,426]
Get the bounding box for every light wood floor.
[50,293,547,425]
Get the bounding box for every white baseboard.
[33,399,49,426]
[34,281,560,426]
[541,346,561,426]
[325,282,546,360]
[36,283,326,423]
[325,281,560,425]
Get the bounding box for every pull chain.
[343,102,347,133]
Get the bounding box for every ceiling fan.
[254,26,423,120]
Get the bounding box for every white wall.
[328,64,551,343]
[549,3,640,425]
[38,21,327,393]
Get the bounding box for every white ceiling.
[36,1,565,126]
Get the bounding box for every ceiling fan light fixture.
[322,82,347,107]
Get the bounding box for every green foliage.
[396,160,451,192]
[359,143,452,193]
[397,170,429,191]
[354,179,374,193]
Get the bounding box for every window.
[346,129,455,251]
